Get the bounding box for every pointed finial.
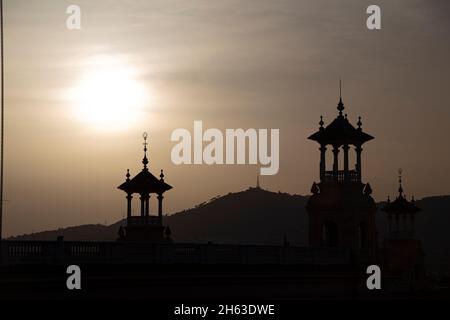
[160,169,165,182]
[126,169,130,181]
[143,132,148,150]
[364,183,373,195]
[142,132,149,169]
[398,168,403,197]
[311,182,319,195]
[357,116,362,130]
[319,115,324,130]
[337,79,344,115]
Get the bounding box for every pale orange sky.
[2,0,450,236]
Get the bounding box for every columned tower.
[381,170,424,283]
[117,132,173,242]
[306,92,377,259]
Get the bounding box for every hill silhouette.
[10,187,309,245]
[9,188,450,268]
[163,187,309,245]
[9,224,114,242]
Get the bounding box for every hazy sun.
[69,58,149,132]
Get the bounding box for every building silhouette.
[0,89,437,299]
[381,170,425,284]
[117,132,172,242]
[306,94,377,260]
[382,169,420,240]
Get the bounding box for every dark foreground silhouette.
[9,188,450,277]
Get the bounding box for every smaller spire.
[311,182,319,195]
[357,116,362,130]
[142,132,149,170]
[319,115,324,130]
[160,169,165,182]
[398,168,404,197]
[126,169,130,181]
[337,78,345,115]
[364,183,373,195]
[337,98,344,115]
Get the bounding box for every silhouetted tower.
[117,132,173,242]
[381,170,424,284]
[306,90,377,259]
[382,169,421,239]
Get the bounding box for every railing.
[127,216,162,226]
[7,242,42,256]
[0,240,351,266]
[322,170,359,183]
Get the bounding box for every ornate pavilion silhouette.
[381,169,424,279]
[306,92,377,260]
[117,132,173,242]
[383,169,421,240]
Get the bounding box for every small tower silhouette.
[306,85,377,260]
[382,169,421,239]
[117,132,173,242]
[381,170,424,286]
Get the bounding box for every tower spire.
[256,173,260,189]
[142,132,149,170]
[357,116,362,130]
[398,168,404,197]
[337,79,344,116]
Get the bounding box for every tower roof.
[118,169,172,194]
[308,93,374,145]
[118,133,173,194]
[382,169,420,214]
[382,195,420,214]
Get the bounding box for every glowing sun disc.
[69,63,149,132]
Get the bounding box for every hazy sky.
[2,0,450,236]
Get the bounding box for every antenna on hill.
[256,168,261,189]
